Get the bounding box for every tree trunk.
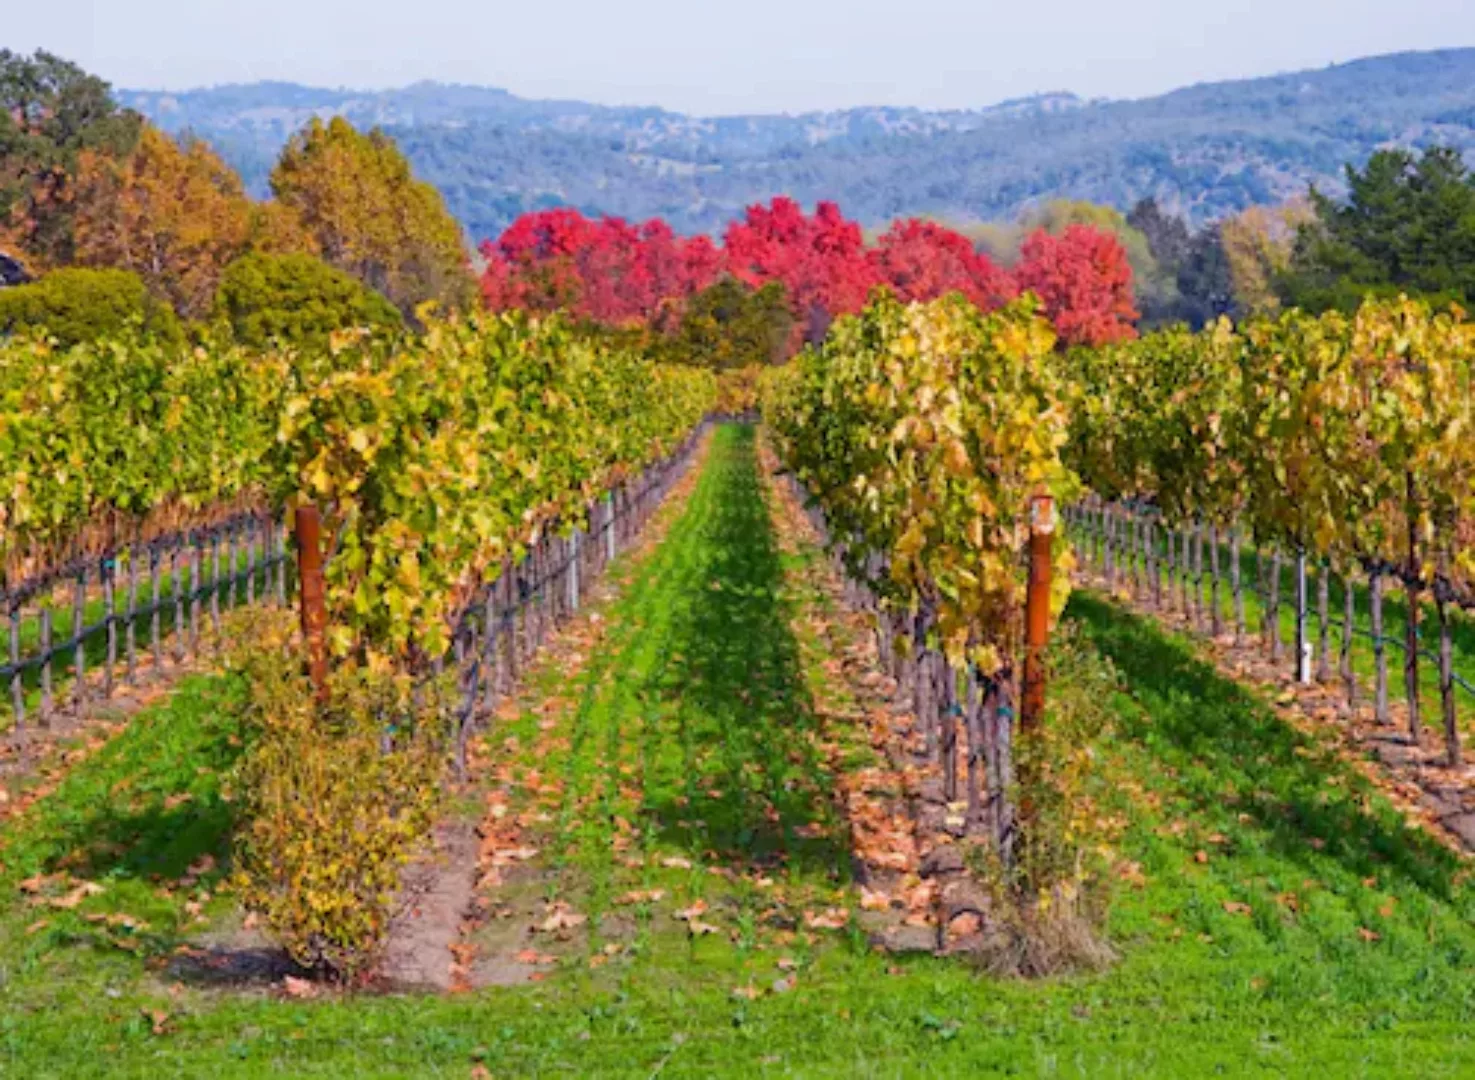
[1372,569,1390,725]
[1438,587,1459,767]
[1268,549,1283,662]
[1316,562,1331,683]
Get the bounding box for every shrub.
[0,267,183,349]
[213,252,402,350]
[963,622,1124,975]
[229,610,448,981]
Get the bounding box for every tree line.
[4,49,1470,366]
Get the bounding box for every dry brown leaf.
[804,908,849,931]
[282,975,317,999]
[674,899,708,921]
[538,909,587,933]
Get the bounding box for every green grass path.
[3,424,1475,1077]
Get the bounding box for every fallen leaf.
[732,984,761,1001]
[514,949,556,965]
[674,900,708,922]
[613,889,666,905]
[282,975,317,999]
[1222,901,1252,917]
[661,856,693,870]
[539,909,587,933]
[1357,926,1381,943]
[804,908,849,931]
[688,920,721,937]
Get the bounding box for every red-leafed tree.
[479,208,723,326]
[868,218,1017,310]
[1014,224,1139,346]
[723,197,879,343]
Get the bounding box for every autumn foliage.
[866,218,1017,311]
[1014,225,1139,347]
[71,128,255,319]
[480,200,1139,352]
[478,209,722,327]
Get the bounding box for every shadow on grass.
[640,425,848,877]
[3,677,251,962]
[1068,592,1466,903]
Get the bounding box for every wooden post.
[1022,491,1055,733]
[294,504,330,704]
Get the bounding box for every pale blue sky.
[9,1,1474,114]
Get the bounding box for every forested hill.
[121,47,1475,240]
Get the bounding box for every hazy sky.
[10,1,1475,114]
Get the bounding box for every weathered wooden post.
[294,504,330,705]
[1022,491,1055,733]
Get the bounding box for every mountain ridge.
[118,47,1475,241]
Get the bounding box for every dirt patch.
[378,818,482,991]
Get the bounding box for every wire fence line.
[3,510,287,733]
[1065,500,1475,761]
[0,420,716,748]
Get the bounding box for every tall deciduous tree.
[1128,197,1236,328]
[0,49,141,269]
[867,218,1016,310]
[660,277,793,370]
[723,197,878,343]
[1220,199,1312,315]
[479,208,723,326]
[1015,225,1139,347]
[71,127,254,319]
[271,117,476,316]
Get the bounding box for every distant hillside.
[120,48,1475,242]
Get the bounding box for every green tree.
[0,50,142,268]
[664,278,792,370]
[213,251,402,349]
[1279,147,1475,312]
[1128,197,1236,327]
[0,266,182,348]
[270,117,476,318]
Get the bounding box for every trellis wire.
[1065,500,1475,756]
[1,510,287,732]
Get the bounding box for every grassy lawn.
[3,424,1475,1077]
